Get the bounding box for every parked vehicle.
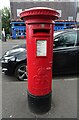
[1,29,78,81]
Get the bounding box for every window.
[78,1,79,7]
[56,10,62,17]
[68,16,73,21]
[76,13,79,22]
[54,32,77,48]
[17,9,22,17]
[33,0,38,1]
[48,0,54,1]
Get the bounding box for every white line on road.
[53,78,77,81]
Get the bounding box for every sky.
[0,0,10,9]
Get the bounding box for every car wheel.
[4,71,12,76]
[15,63,28,81]
[4,71,9,75]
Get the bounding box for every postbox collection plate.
[36,40,47,56]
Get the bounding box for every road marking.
[53,78,77,81]
[64,78,77,81]
[24,78,78,81]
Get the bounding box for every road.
[2,39,26,55]
[1,39,77,119]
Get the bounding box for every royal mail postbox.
[20,7,59,114]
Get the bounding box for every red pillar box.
[20,7,59,114]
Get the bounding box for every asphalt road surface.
[2,39,26,55]
[1,39,78,119]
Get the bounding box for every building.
[10,0,77,21]
[10,0,77,38]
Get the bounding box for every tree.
[2,7,11,35]
[0,10,1,39]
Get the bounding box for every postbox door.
[27,36,53,96]
[26,23,54,96]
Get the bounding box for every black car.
[1,29,79,81]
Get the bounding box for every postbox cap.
[20,7,60,20]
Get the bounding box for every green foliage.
[2,7,11,35]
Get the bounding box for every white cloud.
[0,0,10,9]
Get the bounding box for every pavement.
[1,39,77,119]
[0,67,2,120]
[2,78,77,118]
[0,40,2,120]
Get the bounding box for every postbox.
[20,7,59,114]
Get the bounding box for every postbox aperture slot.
[33,29,50,34]
[36,40,47,56]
